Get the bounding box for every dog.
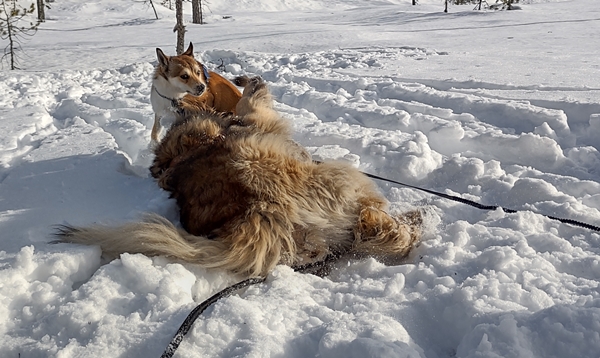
[56,77,423,279]
[150,42,242,141]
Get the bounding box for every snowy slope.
[1,0,600,357]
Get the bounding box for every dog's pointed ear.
[183,42,194,57]
[156,48,169,68]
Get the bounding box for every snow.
[1,0,600,356]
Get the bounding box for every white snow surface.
[1,0,600,357]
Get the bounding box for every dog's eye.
[180,74,190,80]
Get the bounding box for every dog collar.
[153,86,178,102]
[202,64,210,83]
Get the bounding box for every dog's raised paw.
[248,76,264,93]
[234,76,250,87]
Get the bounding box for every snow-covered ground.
[1,0,600,357]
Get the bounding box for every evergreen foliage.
[451,0,520,8]
[0,0,41,70]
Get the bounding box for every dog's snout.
[195,84,206,95]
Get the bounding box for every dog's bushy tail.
[54,214,228,265]
[54,213,293,278]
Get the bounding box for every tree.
[0,0,41,70]
[161,0,173,10]
[497,0,517,10]
[191,0,202,24]
[174,0,185,54]
[36,0,45,22]
[146,0,159,20]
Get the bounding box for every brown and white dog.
[150,42,242,141]
[57,77,423,279]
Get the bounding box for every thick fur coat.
[57,77,422,278]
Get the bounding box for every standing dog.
[150,42,242,141]
[57,77,422,279]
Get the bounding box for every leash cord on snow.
[160,277,265,358]
[159,171,599,357]
[362,172,600,232]
[159,258,336,358]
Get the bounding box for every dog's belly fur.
[170,144,252,237]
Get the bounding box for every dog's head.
[156,42,209,97]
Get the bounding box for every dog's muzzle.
[192,84,206,96]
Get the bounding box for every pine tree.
[0,0,41,70]
[489,0,519,10]
[499,0,516,10]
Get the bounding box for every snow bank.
[1,0,600,357]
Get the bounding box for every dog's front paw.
[170,98,185,116]
[170,98,182,108]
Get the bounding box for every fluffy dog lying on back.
[57,76,423,278]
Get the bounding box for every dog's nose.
[196,84,205,95]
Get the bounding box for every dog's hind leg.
[212,205,297,277]
[235,76,273,114]
[235,76,292,136]
[352,206,422,260]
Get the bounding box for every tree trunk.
[192,0,202,24]
[174,0,185,54]
[8,16,15,69]
[37,0,45,22]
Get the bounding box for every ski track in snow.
[1,45,600,357]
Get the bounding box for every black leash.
[159,258,336,357]
[363,172,600,232]
[160,277,265,358]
